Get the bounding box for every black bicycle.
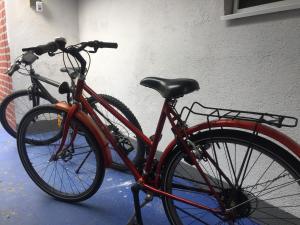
[1,50,145,170]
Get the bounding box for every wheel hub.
[220,188,256,219]
[49,147,74,162]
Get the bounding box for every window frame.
[222,0,300,20]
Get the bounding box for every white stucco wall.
[6,0,79,100]
[5,0,300,148]
[78,0,300,148]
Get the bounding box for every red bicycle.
[17,38,300,225]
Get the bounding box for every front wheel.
[162,129,300,225]
[17,105,106,202]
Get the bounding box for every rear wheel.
[88,94,146,171]
[17,105,105,202]
[162,129,300,225]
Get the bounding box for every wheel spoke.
[249,161,276,193]
[237,144,255,187]
[223,142,237,184]
[174,205,211,225]
[174,174,222,191]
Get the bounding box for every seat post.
[142,99,170,176]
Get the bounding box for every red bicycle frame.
[54,78,300,216]
[55,78,225,214]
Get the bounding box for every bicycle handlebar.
[21,38,118,78]
[6,63,20,76]
[22,41,59,56]
[22,39,118,56]
[7,38,118,77]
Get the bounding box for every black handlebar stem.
[55,37,67,49]
[67,46,87,76]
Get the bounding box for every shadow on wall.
[177,160,299,224]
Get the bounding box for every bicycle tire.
[162,129,300,225]
[88,94,146,171]
[17,105,105,202]
[0,89,54,138]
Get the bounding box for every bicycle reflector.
[57,115,62,128]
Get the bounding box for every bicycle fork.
[49,104,79,161]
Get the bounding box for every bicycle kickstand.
[126,183,153,225]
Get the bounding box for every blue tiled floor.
[0,126,169,225]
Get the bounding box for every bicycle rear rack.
[179,102,298,128]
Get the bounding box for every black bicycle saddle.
[140,77,200,99]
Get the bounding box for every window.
[237,0,284,10]
[222,0,300,20]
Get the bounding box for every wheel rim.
[164,134,300,225]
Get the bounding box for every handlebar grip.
[22,41,58,55]
[98,41,118,49]
[34,42,58,55]
[22,47,35,52]
[6,64,20,76]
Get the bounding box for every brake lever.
[48,51,63,57]
[87,46,98,53]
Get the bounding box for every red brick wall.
[0,0,11,100]
[0,0,15,129]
